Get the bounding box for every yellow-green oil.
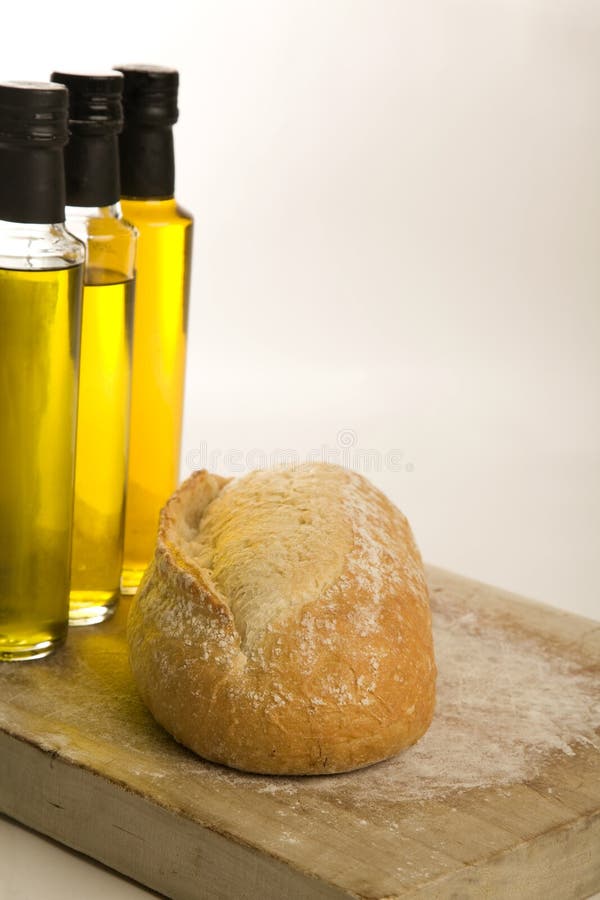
[120,198,192,594]
[69,267,134,625]
[0,265,82,660]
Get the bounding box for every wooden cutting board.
[0,566,599,900]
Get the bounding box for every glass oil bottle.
[51,72,137,625]
[0,82,84,660]
[114,65,193,594]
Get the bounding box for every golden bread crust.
[127,463,436,775]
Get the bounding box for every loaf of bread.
[127,462,436,775]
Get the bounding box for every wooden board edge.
[405,808,600,900]
[0,730,353,900]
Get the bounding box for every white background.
[2,1,599,897]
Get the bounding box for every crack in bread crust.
[180,464,352,650]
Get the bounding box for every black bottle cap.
[114,64,178,127]
[0,81,68,222]
[50,71,124,135]
[114,65,178,198]
[49,72,124,207]
[0,81,69,145]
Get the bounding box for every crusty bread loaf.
[127,462,436,775]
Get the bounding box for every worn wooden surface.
[0,566,599,900]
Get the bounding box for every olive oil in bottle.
[114,65,193,594]
[51,72,137,625]
[0,82,84,661]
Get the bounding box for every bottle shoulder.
[0,221,85,270]
[65,205,137,241]
[120,216,139,239]
[121,197,193,229]
[65,206,137,282]
[174,202,193,226]
[71,217,138,245]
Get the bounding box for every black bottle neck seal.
[118,125,175,199]
[51,71,124,207]
[0,81,69,224]
[114,65,179,200]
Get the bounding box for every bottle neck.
[119,124,175,199]
[65,202,122,222]
[64,203,136,283]
[0,221,85,270]
[0,143,66,224]
[64,131,120,207]
[65,202,122,248]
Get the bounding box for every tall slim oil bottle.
[51,72,137,625]
[114,65,193,594]
[0,82,84,660]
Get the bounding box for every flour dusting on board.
[1,578,598,812]
[246,602,600,803]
